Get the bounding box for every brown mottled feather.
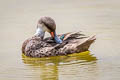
[22,32,96,57]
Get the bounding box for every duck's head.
[35,16,62,44]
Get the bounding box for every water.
[0,0,120,80]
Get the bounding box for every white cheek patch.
[43,25,51,32]
[34,27,45,37]
[34,24,51,38]
[35,28,41,35]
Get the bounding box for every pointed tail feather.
[76,35,96,52]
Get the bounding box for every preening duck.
[22,16,96,57]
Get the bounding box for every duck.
[22,16,96,58]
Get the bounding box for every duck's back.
[22,32,96,58]
[22,36,53,57]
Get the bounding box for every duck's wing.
[58,31,87,41]
[58,35,96,54]
[43,31,95,49]
[43,31,85,43]
[53,31,96,55]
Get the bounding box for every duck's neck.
[34,28,45,39]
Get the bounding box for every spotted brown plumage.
[22,16,96,58]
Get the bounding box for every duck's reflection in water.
[22,51,97,80]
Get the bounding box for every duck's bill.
[50,32,54,38]
[50,31,63,44]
